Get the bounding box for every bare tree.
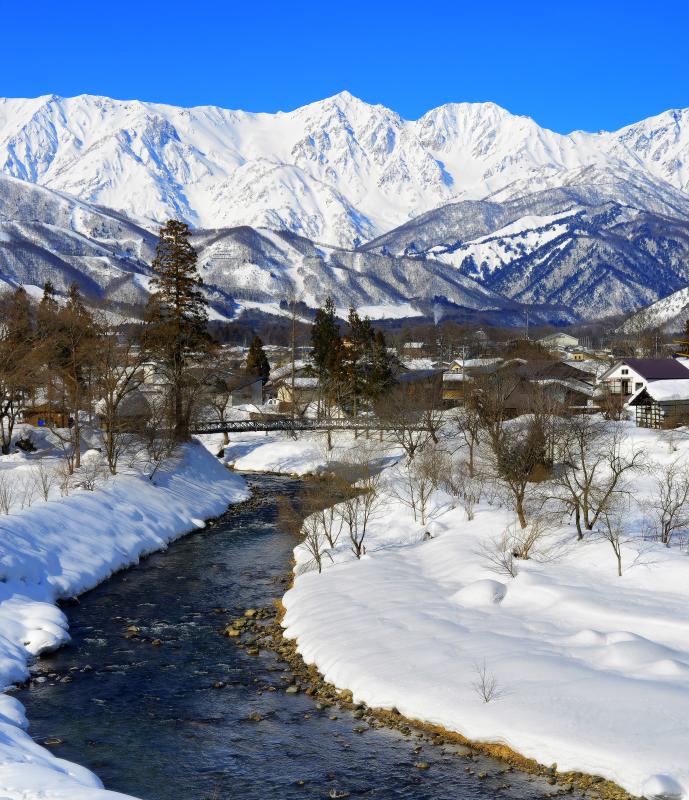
[17,475,35,509]
[442,457,483,521]
[648,460,689,546]
[471,660,503,703]
[31,459,56,502]
[301,479,344,549]
[94,319,149,475]
[0,474,15,514]
[133,395,179,482]
[391,444,449,526]
[334,448,386,558]
[378,381,444,460]
[597,387,627,421]
[451,391,482,477]
[278,493,333,575]
[73,451,108,491]
[478,526,519,578]
[598,503,630,577]
[553,417,645,539]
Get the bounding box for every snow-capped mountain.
[363,170,689,318]
[3,92,689,248]
[3,172,572,325]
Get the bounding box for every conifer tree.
[368,329,394,399]
[144,220,210,441]
[311,297,341,377]
[246,335,271,383]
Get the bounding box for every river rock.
[285,685,299,694]
[415,762,430,771]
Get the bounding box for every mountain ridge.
[2,92,689,248]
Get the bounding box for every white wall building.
[598,358,689,398]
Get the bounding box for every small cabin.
[22,403,70,429]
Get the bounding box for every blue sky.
[5,0,688,132]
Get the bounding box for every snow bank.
[199,430,363,476]
[283,424,689,799]
[0,442,248,799]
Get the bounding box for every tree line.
[0,220,272,476]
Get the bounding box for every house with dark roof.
[598,359,689,398]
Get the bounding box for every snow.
[282,420,689,798]
[199,429,359,476]
[640,379,689,402]
[3,93,689,248]
[0,439,248,798]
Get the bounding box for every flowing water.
[17,474,574,799]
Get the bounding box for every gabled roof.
[599,358,689,382]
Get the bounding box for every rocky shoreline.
[222,596,637,800]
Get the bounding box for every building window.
[621,368,629,375]
[635,382,643,391]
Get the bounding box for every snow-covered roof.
[292,377,319,388]
[450,357,503,369]
[630,379,689,403]
[269,360,310,381]
[534,378,596,397]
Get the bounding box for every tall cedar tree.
[311,297,341,376]
[369,329,394,399]
[344,308,375,414]
[246,335,271,383]
[144,220,210,441]
[311,297,346,411]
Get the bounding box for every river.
[17,473,576,799]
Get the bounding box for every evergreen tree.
[311,297,342,377]
[368,329,394,399]
[311,297,344,413]
[246,335,271,383]
[37,280,59,339]
[342,308,376,414]
[65,281,89,319]
[144,220,210,441]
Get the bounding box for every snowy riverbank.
[282,422,689,800]
[0,442,248,799]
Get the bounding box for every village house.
[598,358,689,398]
[276,376,320,414]
[537,331,579,349]
[502,360,597,416]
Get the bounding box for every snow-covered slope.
[0,174,575,325]
[620,287,689,334]
[364,173,689,318]
[3,92,689,247]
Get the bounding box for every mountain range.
[2,91,689,325]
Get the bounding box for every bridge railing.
[190,415,430,435]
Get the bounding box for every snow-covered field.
[0,433,248,799]
[283,421,689,800]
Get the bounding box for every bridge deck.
[191,417,423,435]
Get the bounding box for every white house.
[598,358,689,398]
[537,332,579,349]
